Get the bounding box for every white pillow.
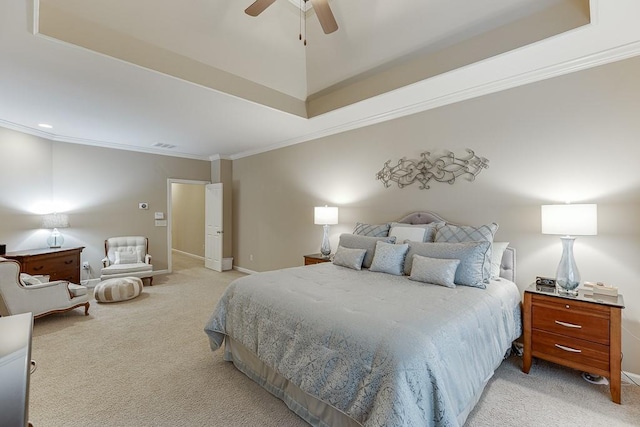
[389,225,428,243]
[20,273,42,286]
[409,255,460,288]
[491,242,509,279]
[114,248,142,265]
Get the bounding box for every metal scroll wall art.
[376,149,489,190]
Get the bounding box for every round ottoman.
[94,277,143,303]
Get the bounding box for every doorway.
[167,179,209,273]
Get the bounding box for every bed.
[204,211,522,426]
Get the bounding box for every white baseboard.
[80,278,101,289]
[623,370,640,386]
[171,249,204,260]
[233,266,256,275]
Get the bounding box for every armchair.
[0,258,90,318]
[101,236,153,285]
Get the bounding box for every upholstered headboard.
[397,211,516,283]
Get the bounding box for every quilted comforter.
[205,263,521,426]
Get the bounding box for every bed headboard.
[397,211,516,283]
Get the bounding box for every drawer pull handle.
[64,260,73,264]
[554,320,582,329]
[555,344,582,353]
[33,266,44,271]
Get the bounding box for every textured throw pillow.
[389,221,441,242]
[435,222,498,283]
[114,249,141,265]
[408,255,460,288]
[20,273,42,286]
[332,245,367,270]
[490,242,510,279]
[353,222,391,237]
[338,234,396,268]
[404,241,492,288]
[369,241,409,276]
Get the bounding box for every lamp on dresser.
[314,205,338,258]
[41,213,69,248]
[541,203,597,295]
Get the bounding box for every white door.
[205,183,223,272]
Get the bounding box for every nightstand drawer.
[532,305,609,345]
[532,330,609,373]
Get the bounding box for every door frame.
[167,178,210,273]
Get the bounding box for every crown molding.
[0,119,211,161]
[231,38,640,160]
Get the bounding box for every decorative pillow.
[491,242,510,279]
[389,221,442,242]
[338,234,396,268]
[353,222,391,237]
[332,245,367,270]
[20,273,42,286]
[369,241,409,276]
[435,222,498,283]
[114,248,142,265]
[409,255,460,288]
[404,241,492,288]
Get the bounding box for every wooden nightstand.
[522,283,625,403]
[303,253,332,266]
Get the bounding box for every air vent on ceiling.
[152,143,177,149]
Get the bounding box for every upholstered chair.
[101,236,153,285]
[0,257,90,318]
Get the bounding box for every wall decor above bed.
[376,149,489,190]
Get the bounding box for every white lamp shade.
[41,213,70,229]
[541,204,597,236]
[314,206,338,225]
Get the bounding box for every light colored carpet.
[28,253,640,426]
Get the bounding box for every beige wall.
[0,129,211,276]
[171,183,205,257]
[232,56,640,375]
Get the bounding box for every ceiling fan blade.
[310,0,338,34]
[245,0,277,17]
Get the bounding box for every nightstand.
[303,253,332,266]
[522,283,625,403]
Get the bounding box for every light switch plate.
[155,220,167,227]
[154,212,164,220]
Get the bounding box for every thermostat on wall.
[139,202,149,210]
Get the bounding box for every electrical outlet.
[249,254,254,261]
[82,261,90,270]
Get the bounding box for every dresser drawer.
[532,305,609,345]
[24,253,78,274]
[49,268,78,283]
[532,330,609,373]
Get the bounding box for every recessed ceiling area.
[37,0,589,118]
[2,0,640,160]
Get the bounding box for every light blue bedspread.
[205,263,522,426]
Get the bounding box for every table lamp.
[42,213,70,248]
[314,206,338,257]
[541,203,597,295]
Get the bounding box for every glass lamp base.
[47,228,64,248]
[555,236,580,296]
[320,224,331,257]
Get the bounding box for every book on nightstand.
[583,281,618,297]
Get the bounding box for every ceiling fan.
[245,0,338,35]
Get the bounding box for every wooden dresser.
[522,283,625,403]
[3,247,84,284]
